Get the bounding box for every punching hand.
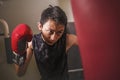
[11,24,33,66]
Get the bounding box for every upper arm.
[66,34,78,52]
[28,41,33,50]
[26,41,33,60]
[15,41,33,77]
[26,41,33,65]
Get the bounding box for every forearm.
[15,61,28,77]
[14,48,33,77]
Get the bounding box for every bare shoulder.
[27,41,33,57]
[66,34,78,52]
[66,34,78,45]
[28,41,33,50]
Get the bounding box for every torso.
[32,33,69,80]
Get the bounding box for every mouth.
[47,42,55,45]
[46,40,56,45]
[41,35,57,45]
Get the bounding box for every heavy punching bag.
[71,0,120,80]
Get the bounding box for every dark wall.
[67,22,84,80]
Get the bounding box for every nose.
[50,33,57,41]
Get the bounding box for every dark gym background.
[67,22,84,80]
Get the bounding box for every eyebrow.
[45,27,64,32]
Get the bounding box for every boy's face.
[38,19,65,45]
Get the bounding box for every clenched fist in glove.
[11,24,33,66]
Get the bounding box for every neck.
[41,34,54,46]
[41,34,46,42]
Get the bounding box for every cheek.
[56,35,63,40]
[42,32,51,41]
[42,32,50,38]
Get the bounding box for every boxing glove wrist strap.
[12,51,26,66]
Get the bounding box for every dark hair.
[40,5,67,27]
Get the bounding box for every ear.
[37,22,42,31]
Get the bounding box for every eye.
[49,30,54,35]
[56,31,63,35]
[45,29,54,35]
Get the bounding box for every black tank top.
[32,33,69,80]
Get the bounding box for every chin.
[47,43,54,46]
[47,41,56,45]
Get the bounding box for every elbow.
[15,66,26,77]
[16,70,26,77]
[14,64,27,77]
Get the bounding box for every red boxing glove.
[11,24,33,55]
